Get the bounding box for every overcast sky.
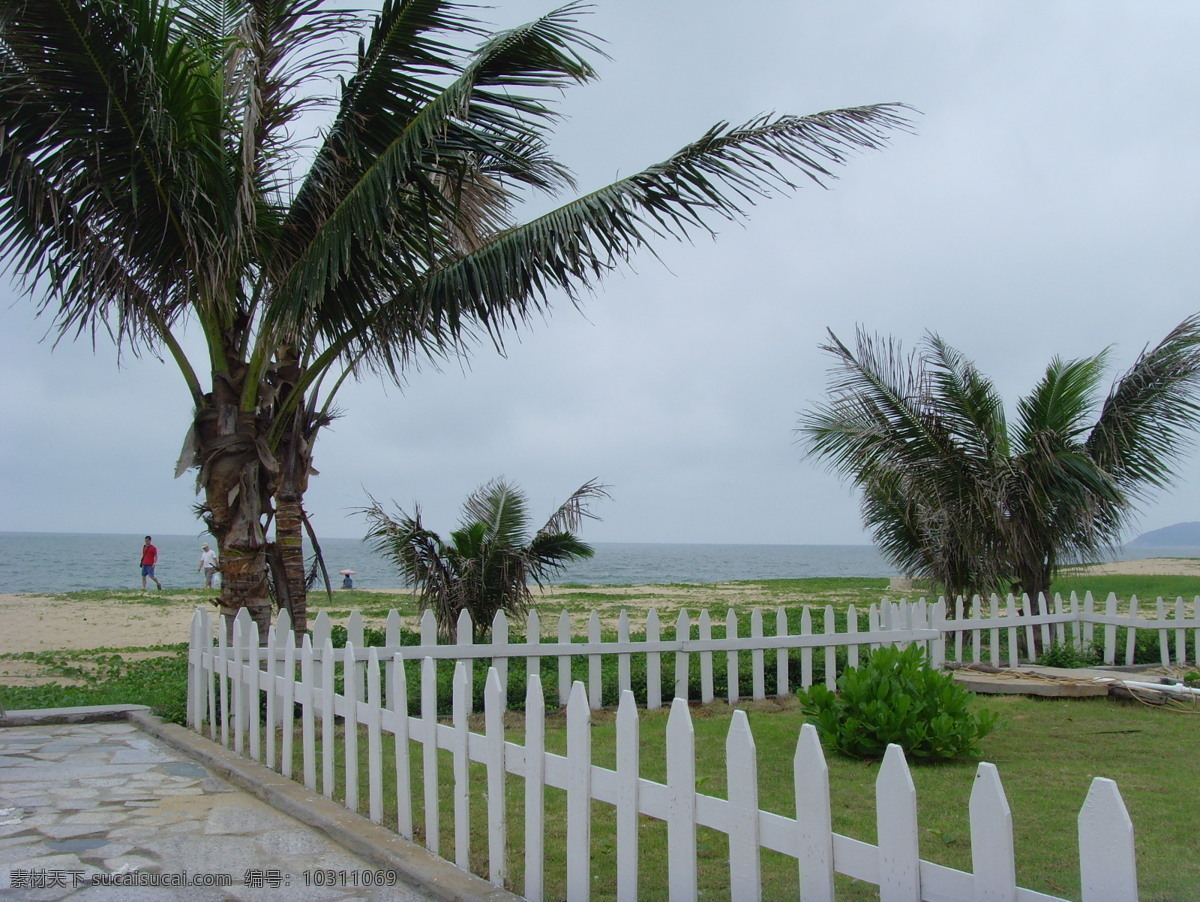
[2,1,1199,546]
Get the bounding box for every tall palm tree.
[363,478,608,640]
[1,0,912,641]
[799,316,1200,602]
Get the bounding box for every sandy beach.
[1,557,1198,659]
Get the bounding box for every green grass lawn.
[296,692,1197,902]
[5,577,1199,900]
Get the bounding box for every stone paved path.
[0,721,433,900]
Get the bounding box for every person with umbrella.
[339,569,355,589]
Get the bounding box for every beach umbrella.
[339,570,356,576]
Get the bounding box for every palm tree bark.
[196,376,275,645]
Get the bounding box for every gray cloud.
[3,1,1199,547]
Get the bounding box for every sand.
[1,557,1198,658]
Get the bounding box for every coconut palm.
[363,478,608,640]
[799,316,1200,602]
[1,0,912,641]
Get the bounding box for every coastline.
[0,557,1197,659]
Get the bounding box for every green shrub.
[797,644,1000,761]
[1036,641,1102,668]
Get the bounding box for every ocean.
[0,531,1196,595]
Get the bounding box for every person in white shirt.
[198,543,219,588]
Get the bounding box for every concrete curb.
[2,705,522,902]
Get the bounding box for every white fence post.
[794,724,834,901]
[420,656,440,857]
[647,608,662,710]
[566,681,591,901]
[726,710,762,902]
[666,697,698,901]
[674,609,691,701]
[344,641,360,814]
[484,668,507,887]
[524,674,546,902]
[698,610,714,704]
[558,609,573,707]
[969,763,1016,901]
[615,690,640,902]
[452,661,470,870]
[391,651,412,840]
[726,609,740,704]
[776,607,790,696]
[877,744,920,902]
[589,610,603,709]
[1079,777,1138,902]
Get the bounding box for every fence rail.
[184,591,1179,901]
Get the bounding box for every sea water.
[0,531,1195,595]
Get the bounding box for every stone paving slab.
[0,710,513,901]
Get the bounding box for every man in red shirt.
[140,536,163,590]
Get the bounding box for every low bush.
[797,644,1000,761]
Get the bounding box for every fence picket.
[969,763,1016,901]
[321,637,335,798]
[1104,594,1118,665]
[300,636,315,790]
[367,648,383,824]
[647,609,662,710]
[674,609,690,701]
[699,610,714,703]
[420,656,440,857]
[457,611,474,716]
[794,725,834,900]
[281,626,295,780]
[528,608,543,702]
[1125,596,1140,665]
[877,744,920,902]
[751,608,765,700]
[617,610,632,697]
[493,610,509,696]
[615,691,640,902]
[1078,778,1138,902]
[524,675,546,902]
[1006,596,1019,669]
[1157,598,1169,664]
[823,605,837,690]
[344,641,360,813]
[391,652,412,840]
[847,603,860,669]
[590,611,603,709]
[799,607,812,690]
[385,610,401,711]
[558,610,573,707]
[484,669,507,887]
[666,698,698,901]
[726,711,762,902]
[726,609,739,704]
[452,661,470,870]
[1175,597,1187,663]
[776,607,790,696]
[566,682,591,901]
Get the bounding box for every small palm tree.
[799,316,1200,602]
[364,478,608,640]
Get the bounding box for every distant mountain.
[1128,522,1200,546]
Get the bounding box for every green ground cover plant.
[0,646,188,724]
[797,645,1000,759]
[300,693,1196,902]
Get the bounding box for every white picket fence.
[184,597,1165,901]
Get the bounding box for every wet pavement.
[0,711,514,901]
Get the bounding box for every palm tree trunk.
[195,381,275,645]
[274,486,308,639]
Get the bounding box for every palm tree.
[363,478,608,640]
[799,317,1200,602]
[1,0,912,641]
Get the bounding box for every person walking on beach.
[198,543,218,588]
[140,536,163,590]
